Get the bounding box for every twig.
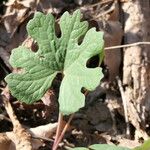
[93,0,116,19]
[85,0,114,8]
[2,96,22,128]
[116,76,130,137]
[1,95,33,150]
[0,122,57,150]
[0,114,11,122]
[105,42,150,50]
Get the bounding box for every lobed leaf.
[71,144,130,150]
[133,139,150,150]
[89,144,130,150]
[5,10,104,114]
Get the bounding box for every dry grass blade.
[105,42,150,50]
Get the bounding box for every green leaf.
[5,46,57,104]
[89,144,130,150]
[70,144,130,150]
[5,10,104,114]
[70,148,88,150]
[59,27,104,114]
[133,139,150,150]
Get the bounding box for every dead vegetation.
[0,0,150,149]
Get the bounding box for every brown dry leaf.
[103,21,123,81]
[118,138,141,149]
[0,24,11,47]
[41,89,56,106]
[0,133,12,150]
[1,86,10,99]
[22,36,34,48]
[102,1,123,82]
[49,0,67,9]
[81,0,123,82]
[30,122,57,141]
[5,19,29,53]
[86,102,112,132]
[0,90,58,150]
[0,123,58,150]
[3,0,36,37]
[30,123,58,150]
[0,47,11,70]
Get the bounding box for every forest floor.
[0,0,149,149]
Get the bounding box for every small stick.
[93,0,116,19]
[86,0,114,8]
[2,95,33,150]
[116,76,130,137]
[0,114,11,122]
[105,42,150,50]
[2,96,21,128]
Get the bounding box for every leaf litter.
[0,0,146,149]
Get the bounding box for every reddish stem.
[52,90,87,150]
[52,114,74,150]
[52,113,63,149]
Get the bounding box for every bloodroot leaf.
[5,10,104,115]
[89,144,130,150]
[71,144,130,150]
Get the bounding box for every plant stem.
[52,90,87,150]
[52,113,63,149]
[52,114,74,150]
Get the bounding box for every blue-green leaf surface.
[71,144,130,150]
[5,10,104,114]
